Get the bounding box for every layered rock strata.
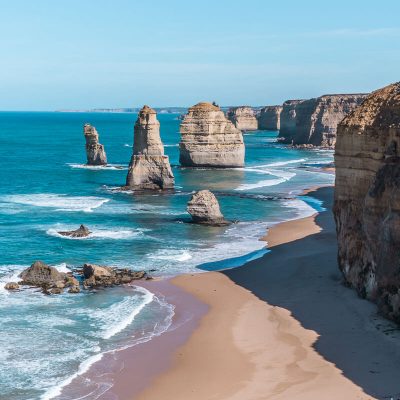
[333,82,400,322]
[258,105,283,130]
[179,102,245,167]
[227,106,258,131]
[279,95,367,147]
[84,124,107,165]
[187,190,230,226]
[126,105,174,190]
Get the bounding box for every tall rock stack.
[278,95,367,147]
[333,82,400,322]
[84,124,107,165]
[278,100,305,142]
[126,105,174,190]
[257,105,283,130]
[226,106,258,131]
[179,102,245,167]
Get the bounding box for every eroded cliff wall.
[258,106,283,130]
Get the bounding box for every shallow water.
[0,112,334,399]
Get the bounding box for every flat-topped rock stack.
[279,94,367,147]
[179,102,245,167]
[226,106,258,131]
[84,124,107,165]
[334,82,400,322]
[257,105,283,130]
[278,100,305,142]
[126,105,174,190]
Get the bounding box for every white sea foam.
[149,249,192,262]
[123,143,132,147]
[46,226,143,240]
[235,167,296,191]
[3,194,109,213]
[67,163,128,170]
[281,198,318,220]
[53,263,72,273]
[164,144,179,147]
[266,158,307,167]
[0,265,26,294]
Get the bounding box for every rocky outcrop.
[333,82,400,322]
[179,102,245,167]
[5,282,19,290]
[187,190,229,226]
[19,261,70,289]
[279,95,367,147]
[279,100,305,142]
[82,263,147,288]
[227,106,258,131]
[58,225,91,238]
[126,105,174,190]
[84,124,107,165]
[258,106,283,130]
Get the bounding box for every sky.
[0,0,399,110]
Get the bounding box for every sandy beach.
[87,186,400,400]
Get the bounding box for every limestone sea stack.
[187,190,229,226]
[84,124,107,165]
[226,106,258,131]
[257,105,283,130]
[279,94,367,147]
[126,105,174,190]
[278,100,305,142]
[179,102,245,167]
[334,82,400,322]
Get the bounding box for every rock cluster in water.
[5,261,148,294]
[279,94,367,147]
[334,82,400,322]
[126,105,174,190]
[179,102,245,167]
[58,224,91,238]
[226,106,258,131]
[84,124,107,165]
[187,190,230,226]
[257,105,283,130]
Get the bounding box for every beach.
[104,186,400,400]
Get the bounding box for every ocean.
[0,111,334,399]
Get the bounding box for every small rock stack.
[84,124,107,165]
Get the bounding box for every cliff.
[334,82,400,322]
[257,105,283,130]
[278,100,304,142]
[279,95,367,147]
[179,102,245,167]
[126,105,174,190]
[226,106,258,131]
[83,124,107,165]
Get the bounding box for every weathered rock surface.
[19,261,69,289]
[84,124,107,165]
[279,100,305,141]
[126,105,174,190]
[227,106,258,131]
[5,282,19,290]
[58,225,91,238]
[334,82,400,322]
[279,94,367,147]
[258,105,283,130]
[82,263,147,288]
[179,102,245,167]
[187,190,230,226]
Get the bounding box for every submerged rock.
[5,282,19,291]
[58,225,91,238]
[227,106,258,131]
[179,102,245,167]
[334,82,400,322]
[19,261,68,289]
[126,105,174,190]
[257,105,283,130]
[187,190,230,226]
[84,124,107,166]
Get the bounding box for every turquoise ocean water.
[0,112,334,399]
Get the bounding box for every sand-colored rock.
[19,261,68,289]
[279,95,366,147]
[187,190,229,226]
[84,124,107,165]
[257,105,283,130]
[179,102,245,167]
[334,82,400,322]
[227,106,258,131]
[126,106,174,190]
[5,282,19,290]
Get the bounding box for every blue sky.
[0,0,399,110]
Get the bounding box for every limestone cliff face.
[126,106,174,190]
[257,106,283,130]
[179,102,245,167]
[334,82,400,322]
[278,100,304,142]
[84,124,107,165]
[279,95,367,147]
[226,106,258,131]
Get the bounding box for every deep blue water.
[0,112,334,399]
